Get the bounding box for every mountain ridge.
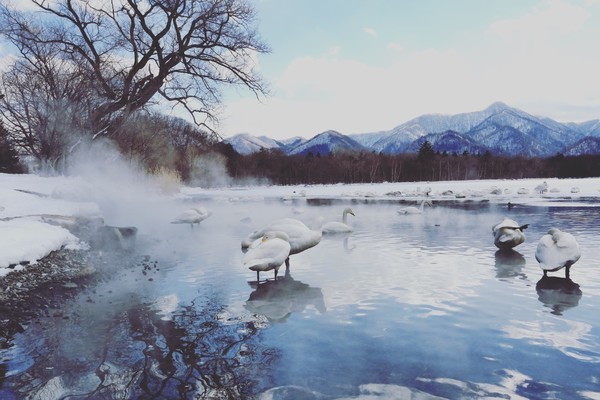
[223,103,600,157]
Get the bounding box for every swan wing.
[492,218,520,233]
[172,207,210,223]
[494,228,525,248]
[536,234,581,269]
[243,238,291,271]
[555,231,579,249]
[322,221,352,233]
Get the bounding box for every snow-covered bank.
[0,219,84,277]
[1,173,600,277]
[184,177,600,205]
[0,174,100,276]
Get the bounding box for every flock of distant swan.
[170,197,581,283]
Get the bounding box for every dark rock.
[91,226,138,251]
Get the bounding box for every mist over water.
[1,168,600,398]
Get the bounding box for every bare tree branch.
[2,0,268,134]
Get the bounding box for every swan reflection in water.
[494,249,527,280]
[245,271,326,323]
[536,276,582,316]
[343,236,356,253]
[322,232,356,253]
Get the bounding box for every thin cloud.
[363,27,378,37]
[220,1,600,138]
[387,42,403,52]
[488,0,590,40]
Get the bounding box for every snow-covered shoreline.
[185,176,600,204]
[1,173,600,277]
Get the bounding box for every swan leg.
[543,270,548,277]
[256,271,260,282]
[285,257,290,269]
[274,268,278,280]
[565,266,570,279]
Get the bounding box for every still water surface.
[1,198,600,399]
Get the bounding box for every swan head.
[262,230,290,243]
[343,207,355,217]
[192,207,211,216]
[547,228,563,243]
[419,199,433,208]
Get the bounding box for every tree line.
[213,140,600,186]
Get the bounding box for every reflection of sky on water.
[2,199,600,398]
[503,318,600,363]
[246,201,600,398]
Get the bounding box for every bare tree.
[1,0,268,137]
[0,28,94,171]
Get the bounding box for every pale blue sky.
[2,0,600,140]
[220,0,600,139]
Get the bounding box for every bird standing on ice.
[171,207,211,228]
[243,231,291,281]
[322,207,355,234]
[535,228,581,278]
[535,181,549,194]
[492,218,529,250]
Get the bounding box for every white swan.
[322,207,355,234]
[243,231,291,281]
[397,200,432,215]
[535,228,581,278]
[535,181,549,194]
[241,217,322,267]
[492,218,529,250]
[171,207,211,228]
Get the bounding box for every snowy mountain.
[279,136,306,152]
[355,102,591,156]
[222,133,283,155]
[223,103,600,156]
[465,106,581,156]
[287,130,366,156]
[566,120,600,138]
[352,102,510,153]
[564,137,600,155]
[404,131,490,155]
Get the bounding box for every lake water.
[1,197,600,399]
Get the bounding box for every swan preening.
[322,207,355,234]
[243,231,291,281]
[492,218,529,250]
[171,207,211,228]
[535,228,581,279]
[397,200,432,215]
[242,217,322,273]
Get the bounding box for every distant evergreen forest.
[2,113,599,185]
[214,140,600,186]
